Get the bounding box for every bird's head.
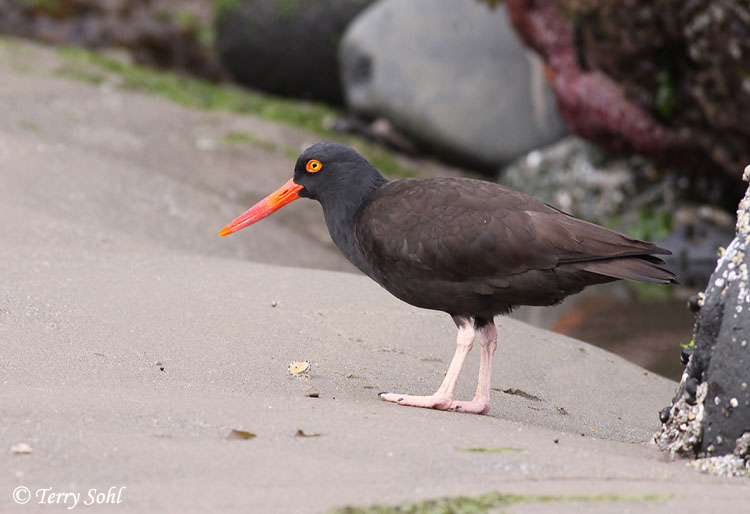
[219,142,385,237]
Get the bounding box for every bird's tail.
[578,256,679,285]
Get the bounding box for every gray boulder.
[215,0,373,104]
[339,0,567,169]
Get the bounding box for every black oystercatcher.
[220,142,677,414]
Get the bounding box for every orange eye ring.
[306,159,322,173]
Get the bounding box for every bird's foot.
[448,398,490,415]
[378,392,453,410]
[378,392,490,414]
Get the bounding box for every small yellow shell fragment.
[288,361,311,376]
[227,429,256,440]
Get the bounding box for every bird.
[220,141,677,415]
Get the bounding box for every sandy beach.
[1,39,748,513]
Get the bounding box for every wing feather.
[357,178,670,283]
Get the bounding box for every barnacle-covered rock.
[655,165,750,472]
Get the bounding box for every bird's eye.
[306,159,322,173]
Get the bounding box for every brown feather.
[356,177,677,318]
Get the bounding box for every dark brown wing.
[355,177,675,314]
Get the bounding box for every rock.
[500,136,736,287]
[339,0,566,170]
[654,381,707,458]
[655,164,750,460]
[214,0,373,105]
[700,174,750,456]
[690,453,750,477]
[503,0,749,180]
[0,0,222,79]
[500,136,658,222]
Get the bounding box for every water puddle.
[513,283,696,381]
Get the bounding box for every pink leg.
[379,317,481,411]
[449,321,497,414]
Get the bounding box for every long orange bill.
[219,178,303,237]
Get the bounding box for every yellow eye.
[306,159,322,173]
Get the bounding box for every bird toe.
[450,399,490,415]
[378,392,453,410]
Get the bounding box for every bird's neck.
[320,174,388,274]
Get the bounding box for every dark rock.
[655,165,750,459]
[687,165,750,455]
[659,406,671,424]
[214,0,373,104]
[503,0,749,181]
[0,0,222,79]
[700,257,750,453]
[339,0,567,170]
